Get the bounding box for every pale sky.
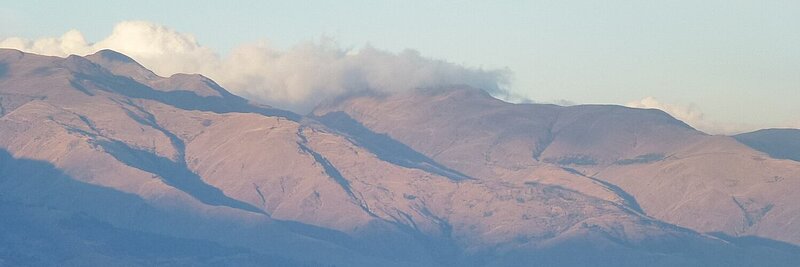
[1,0,798,133]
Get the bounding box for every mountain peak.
[90,49,137,63]
[0,48,25,62]
[85,49,158,82]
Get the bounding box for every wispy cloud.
[626,97,757,134]
[0,21,509,113]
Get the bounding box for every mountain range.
[1,48,798,266]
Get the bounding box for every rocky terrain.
[1,48,799,266]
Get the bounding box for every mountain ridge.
[314,85,800,246]
[1,48,799,266]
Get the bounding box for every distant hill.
[735,128,800,162]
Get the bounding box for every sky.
[1,0,798,133]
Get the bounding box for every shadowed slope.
[95,138,264,214]
[0,149,314,266]
[313,111,471,181]
[734,128,800,162]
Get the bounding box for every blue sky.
[1,1,798,133]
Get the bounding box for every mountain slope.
[734,128,800,162]
[2,49,799,266]
[313,86,800,247]
[0,49,408,266]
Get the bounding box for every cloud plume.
[0,21,509,112]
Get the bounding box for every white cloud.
[627,97,704,128]
[625,97,756,134]
[0,21,509,113]
[626,97,800,134]
[0,30,93,56]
